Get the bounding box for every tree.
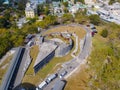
[44,15,57,25]
[89,14,100,25]
[109,0,120,5]
[62,13,73,23]
[44,6,50,15]
[101,29,108,38]
[75,10,89,24]
[63,1,68,7]
[77,0,85,4]
[109,0,116,5]
[38,4,44,15]
[37,21,48,29]
[64,7,69,13]
[17,0,27,11]
[0,17,10,28]
[38,4,50,15]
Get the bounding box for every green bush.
[89,14,100,25]
[101,29,108,38]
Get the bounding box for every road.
[43,24,92,90]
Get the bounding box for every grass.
[65,65,90,90]
[45,35,70,44]
[22,50,73,85]
[22,40,76,85]
[87,25,120,90]
[44,25,86,56]
[64,25,116,90]
[43,25,86,39]
[0,54,13,85]
[25,45,39,74]
[22,25,86,85]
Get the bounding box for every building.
[17,18,29,29]
[0,47,25,90]
[33,42,58,73]
[25,2,37,18]
[63,0,75,4]
[85,0,96,5]
[3,0,9,4]
[94,2,120,25]
[30,0,46,4]
[69,3,87,14]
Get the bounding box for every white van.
[38,81,47,89]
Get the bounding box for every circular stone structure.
[44,32,74,57]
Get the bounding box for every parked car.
[92,29,98,33]
[37,81,47,90]
[90,25,98,33]
[46,74,58,84]
[59,71,67,78]
[27,40,34,47]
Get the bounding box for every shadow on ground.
[13,82,36,90]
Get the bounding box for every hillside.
[65,22,120,90]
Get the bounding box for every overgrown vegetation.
[100,29,108,38]
[66,22,120,90]
[75,10,88,24]
[0,55,13,84]
[65,65,89,90]
[89,14,101,25]
[88,22,120,90]
[109,0,120,5]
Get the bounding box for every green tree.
[109,0,116,5]
[44,15,57,25]
[0,17,10,28]
[77,0,85,4]
[75,10,89,24]
[64,7,69,13]
[89,14,100,25]
[62,13,73,23]
[44,6,50,15]
[101,29,108,38]
[109,0,120,5]
[63,1,68,7]
[38,4,44,15]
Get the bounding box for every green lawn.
[25,45,39,75]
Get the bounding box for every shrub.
[101,29,108,38]
[89,14,100,25]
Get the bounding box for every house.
[30,0,46,4]
[85,0,96,5]
[3,0,9,4]
[17,18,29,29]
[25,2,37,18]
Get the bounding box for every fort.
[33,32,74,73]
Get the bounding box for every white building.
[85,0,96,5]
[25,2,37,18]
